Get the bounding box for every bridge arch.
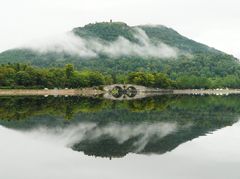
[103,84,147,100]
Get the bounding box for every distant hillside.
[0,22,239,78]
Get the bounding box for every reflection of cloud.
[22,28,178,59]
[84,122,178,152]
[25,121,192,153]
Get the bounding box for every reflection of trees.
[0,96,111,121]
[127,96,175,112]
[1,95,240,158]
[1,95,240,121]
[0,95,177,121]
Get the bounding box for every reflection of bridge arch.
[126,86,137,97]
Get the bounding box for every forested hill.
[73,22,219,53]
[0,22,239,79]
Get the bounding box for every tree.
[153,73,173,88]
[16,71,31,86]
[127,72,154,86]
[65,64,74,79]
[0,67,15,86]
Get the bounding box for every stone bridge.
[103,84,147,100]
[104,84,171,100]
[104,84,147,92]
[103,84,174,100]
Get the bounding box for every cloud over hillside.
[22,28,178,59]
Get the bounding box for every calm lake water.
[1,95,240,179]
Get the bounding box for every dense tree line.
[0,63,110,88]
[1,63,240,89]
[127,72,175,88]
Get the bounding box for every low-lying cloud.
[22,28,178,59]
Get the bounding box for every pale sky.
[0,0,239,58]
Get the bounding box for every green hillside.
[0,22,239,79]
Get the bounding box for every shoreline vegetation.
[2,63,240,90]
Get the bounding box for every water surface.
[1,95,240,179]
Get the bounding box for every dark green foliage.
[0,63,107,88]
[127,72,174,88]
[0,63,178,88]
[73,22,137,42]
[1,63,240,89]
[65,64,74,79]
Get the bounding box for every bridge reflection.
[103,84,173,100]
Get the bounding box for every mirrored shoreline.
[0,94,239,158]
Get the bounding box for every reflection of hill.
[0,95,240,158]
[72,112,238,158]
